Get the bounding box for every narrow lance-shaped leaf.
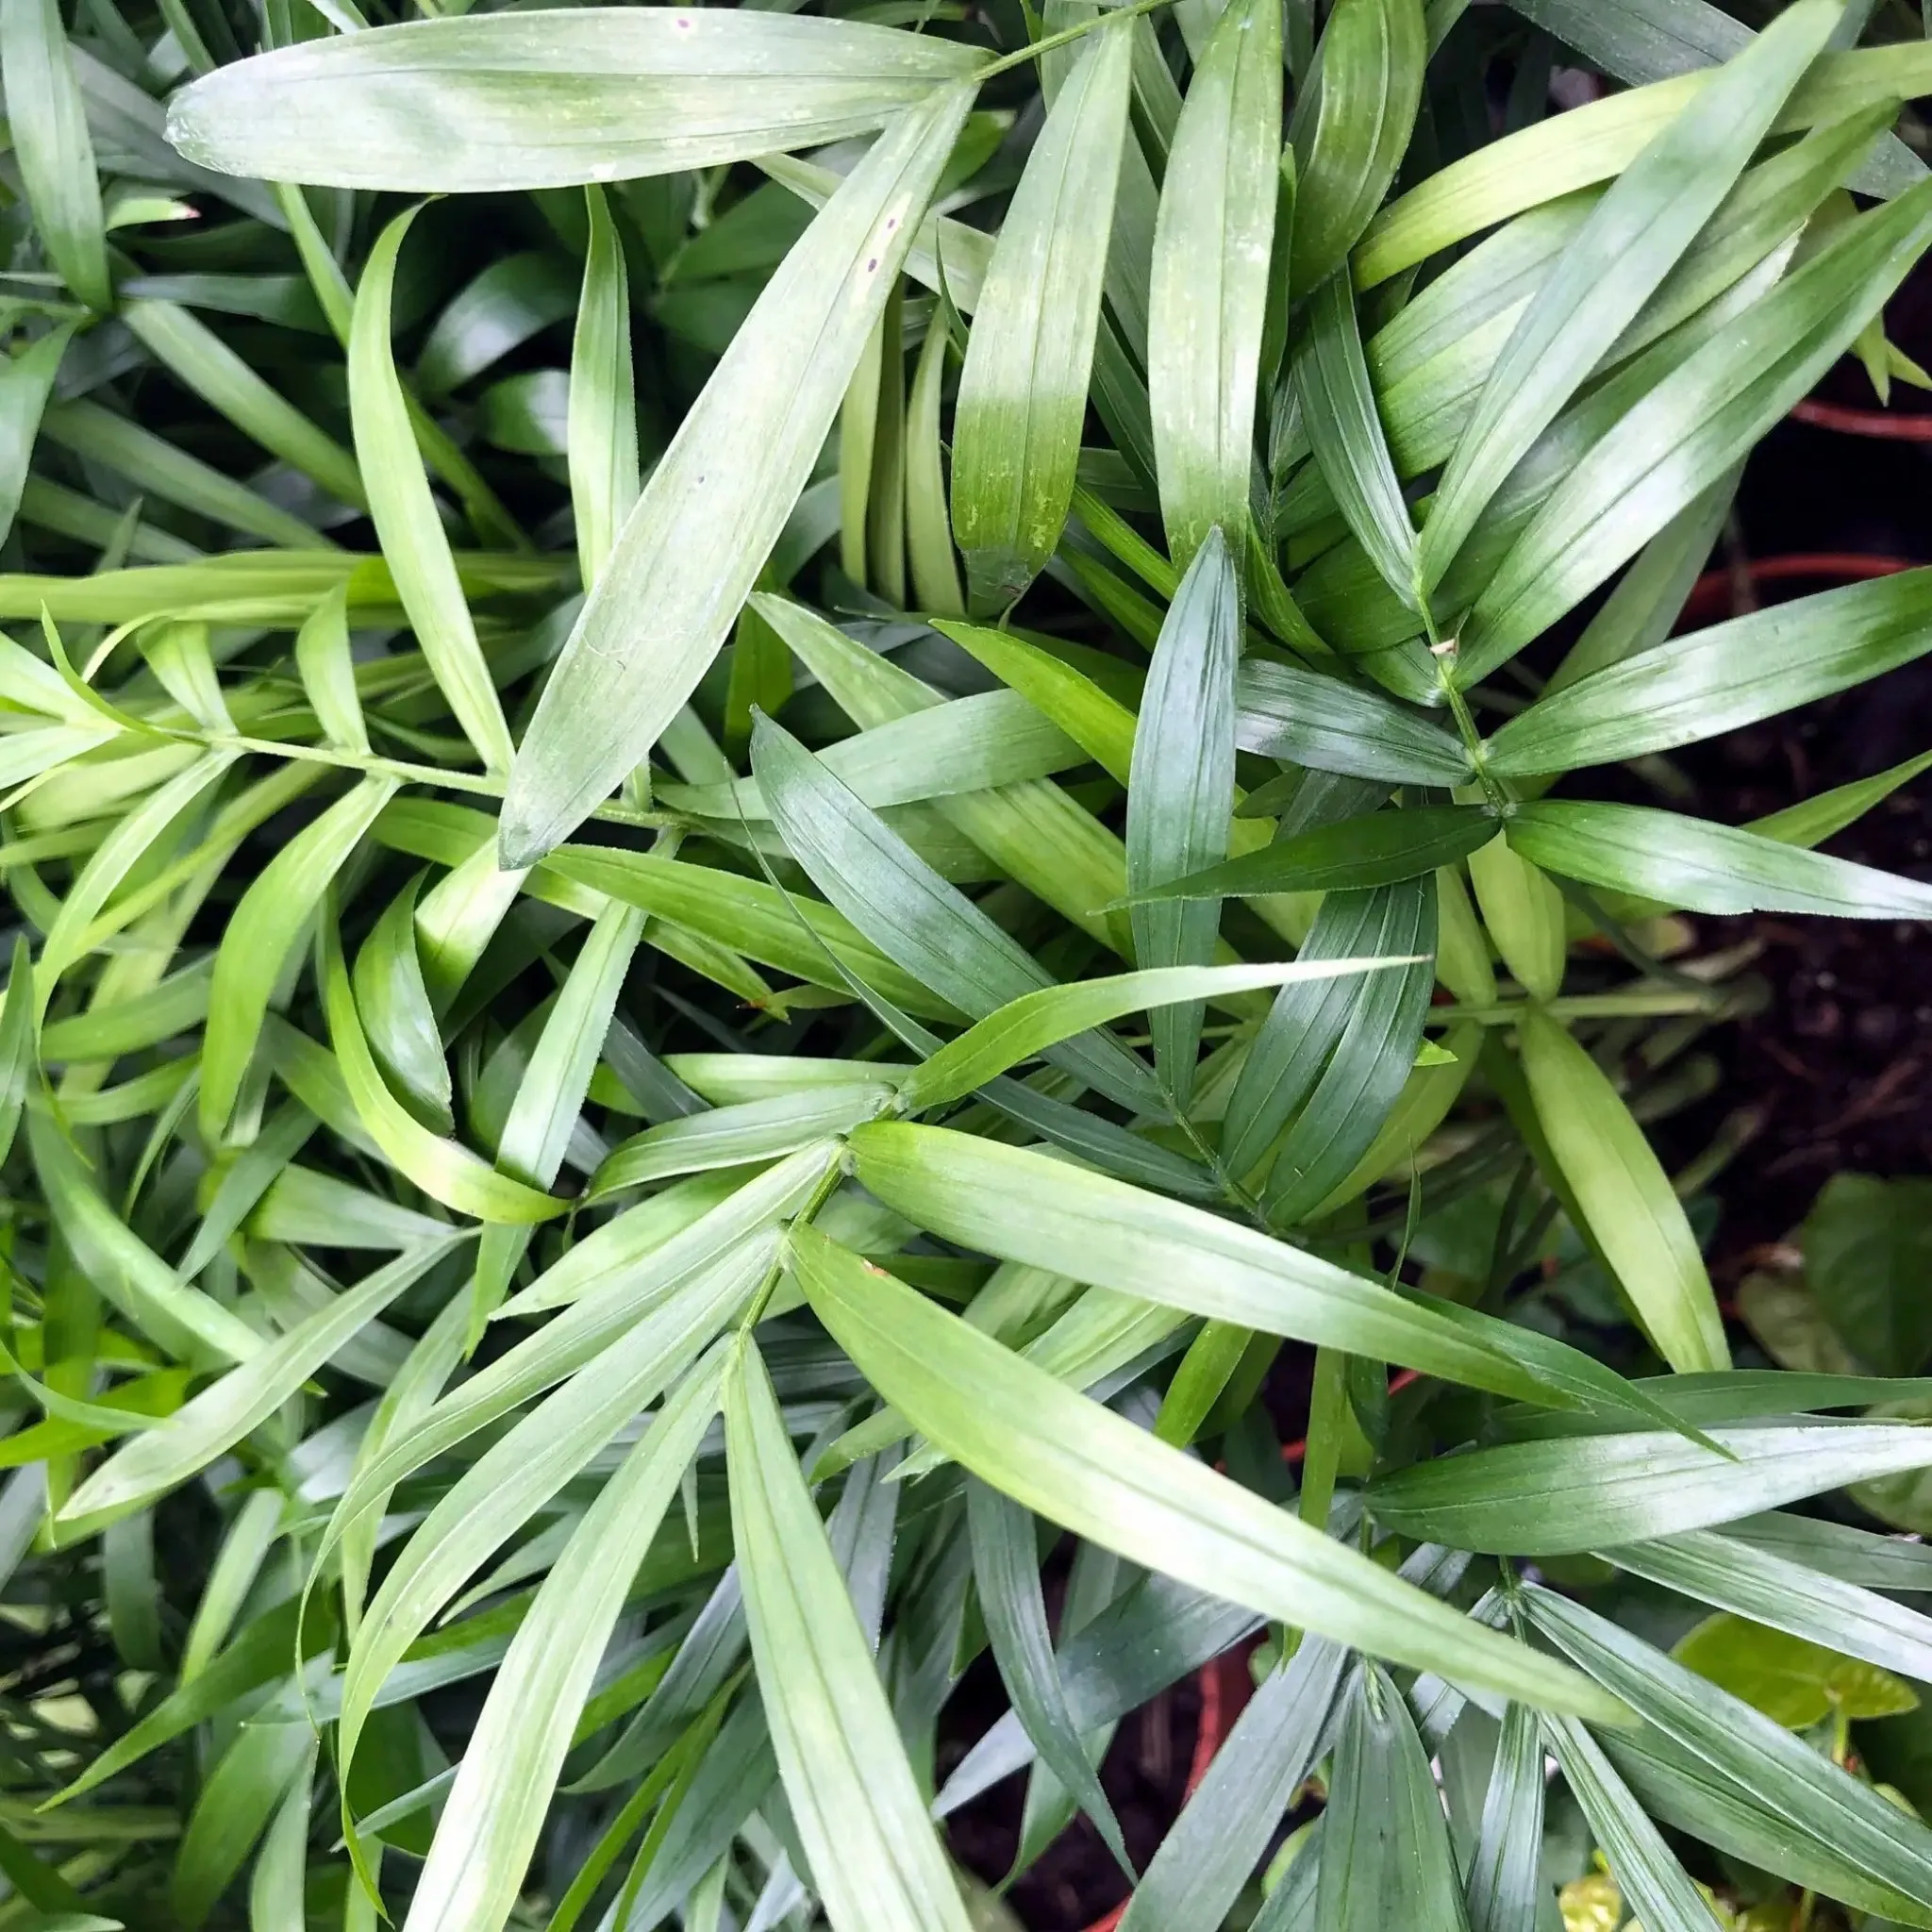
[1545,471,1740,698]
[471,900,648,1328]
[791,1228,1625,1720]
[1127,529,1239,1109]
[841,308,884,590]
[354,874,452,1134]
[0,327,75,552]
[1357,41,1932,290]
[726,1335,976,1932]
[663,689,1083,821]
[1507,0,1920,197]
[60,1238,464,1526]
[349,207,515,774]
[937,1574,1261,1815]
[1123,806,1496,903]
[36,749,237,1007]
[1464,827,1566,1002]
[1596,1526,1932,1690]
[1418,0,1838,591]
[1368,1423,1932,1555]
[1289,0,1426,296]
[1506,798,1932,920]
[41,393,339,552]
[848,1119,1684,1422]
[1539,1707,1720,1932]
[571,184,641,589]
[500,81,974,864]
[166,11,989,192]
[1458,175,1932,680]
[173,1705,316,1931]
[1148,0,1281,569]
[200,776,398,1142]
[897,958,1408,1114]
[1465,1701,1547,1932]
[589,1085,892,1201]
[123,300,367,509]
[1,0,109,309]
[401,1348,725,1932]
[1317,1661,1474,1932]
[750,709,1158,1113]
[968,1479,1132,1877]
[1489,566,1932,776]
[416,252,578,401]
[544,842,955,1020]
[906,304,964,617]
[293,582,368,753]
[1117,1634,1348,1932]
[938,618,1137,782]
[1236,681,1456,788]
[865,282,909,609]
[951,20,1132,613]
[1262,877,1436,1225]
[249,1740,318,1932]
[1517,1008,1727,1374]
[0,941,35,1172]
[1300,269,1419,607]
[1524,1581,1932,1927]
[319,907,564,1225]
[27,1108,261,1368]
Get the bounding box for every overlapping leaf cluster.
[4,0,1932,1925]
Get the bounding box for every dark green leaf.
[1122,806,1495,902]
[968,1479,1131,1876]
[1300,270,1418,606]
[1236,661,1470,787]
[952,20,1131,610]
[1126,528,1239,1107]
[1488,568,1932,776]
[1117,1636,1347,1932]
[1315,1660,1473,1932]
[1290,0,1426,294]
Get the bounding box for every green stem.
[739,1148,851,1333]
[1172,1102,1268,1227]
[978,0,1175,78]
[196,732,668,832]
[1419,601,1507,813]
[1298,1346,1349,1535]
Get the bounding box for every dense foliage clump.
[8,0,1932,1927]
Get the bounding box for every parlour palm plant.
[10,0,1932,1925]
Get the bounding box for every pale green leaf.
[501,82,974,864]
